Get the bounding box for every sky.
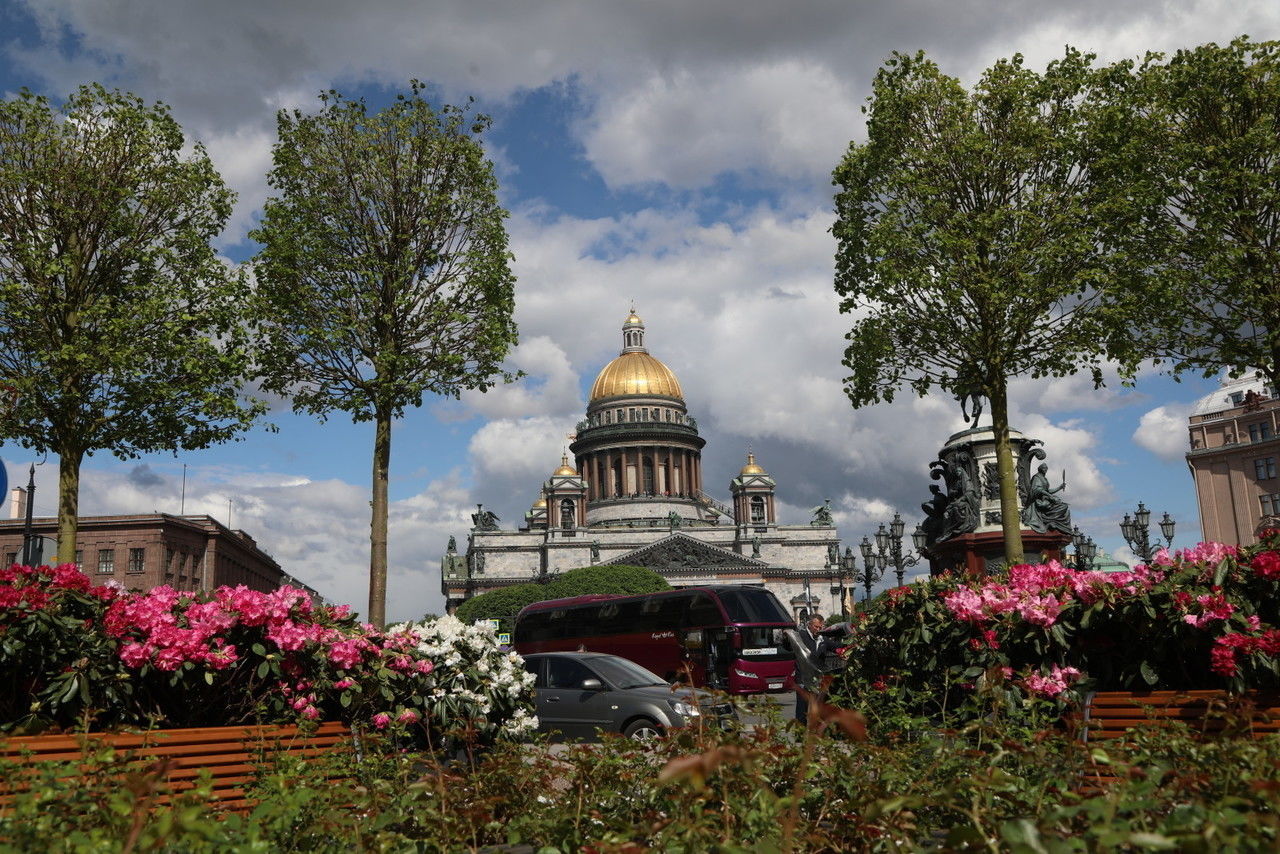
[1,0,1276,622]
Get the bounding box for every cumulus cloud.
[1132,404,1194,461]
[580,60,861,190]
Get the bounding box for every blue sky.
[1,0,1276,621]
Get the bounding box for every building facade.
[0,512,305,596]
[1187,373,1280,546]
[441,311,849,618]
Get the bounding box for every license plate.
[744,647,777,655]
[767,681,783,690]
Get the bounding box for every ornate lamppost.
[1071,525,1098,572]
[857,537,886,601]
[830,547,856,618]
[866,513,927,588]
[1119,502,1175,562]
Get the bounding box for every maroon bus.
[512,585,795,694]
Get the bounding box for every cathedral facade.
[440,311,849,618]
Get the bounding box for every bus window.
[686,593,722,627]
[640,595,685,630]
[716,588,790,624]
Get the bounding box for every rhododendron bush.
[0,563,535,740]
[831,533,1280,723]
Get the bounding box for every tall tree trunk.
[989,380,1025,566]
[56,446,84,565]
[368,408,391,628]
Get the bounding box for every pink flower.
[301,706,320,720]
[1250,551,1280,580]
[333,678,355,690]
[396,709,420,724]
[1021,664,1082,699]
[1183,592,1236,628]
[372,713,392,730]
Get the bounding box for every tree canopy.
[0,84,261,561]
[251,84,518,627]
[454,565,671,630]
[1101,37,1280,388]
[832,50,1139,564]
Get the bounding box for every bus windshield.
[716,587,791,624]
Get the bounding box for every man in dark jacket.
[785,615,851,725]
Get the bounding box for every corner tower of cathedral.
[570,310,716,528]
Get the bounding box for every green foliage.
[832,49,1142,563]
[547,563,672,597]
[4,702,1280,851]
[454,564,670,630]
[0,84,263,562]
[1099,37,1280,387]
[830,537,1280,730]
[250,82,518,627]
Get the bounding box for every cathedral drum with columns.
[440,310,846,618]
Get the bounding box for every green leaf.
[256,660,270,679]
[204,670,215,685]
[340,691,352,708]
[1140,660,1158,686]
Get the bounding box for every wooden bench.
[1,721,352,813]
[1074,690,1280,790]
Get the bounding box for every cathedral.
[440,310,849,618]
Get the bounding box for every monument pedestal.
[927,529,1069,577]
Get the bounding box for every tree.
[832,51,1138,564]
[1101,38,1280,388]
[0,85,262,563]
[251,85,518,627]
[454,565,670,630]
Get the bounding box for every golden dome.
[589,352,683,401]
[553,453,578,476]
[740,452,766,475]
[533,496,547,509]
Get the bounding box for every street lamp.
[1119,501,1174,562]
[866,512,926,588]
[857,536,883,601]
[1071,525,1098,572]
[830,547,857,618]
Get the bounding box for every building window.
[1231,391,1245,405]
[1257,457,1278,480]
[560,499,575,530]
[127,548,145,573]
[1262,494,1280,516]
[628,408,636,421]
[652,408,659,421]
[97,549,115,574]
[751,496,766,523]
[3,551,15,566]
[665,409,672,422]
[604,411,611,424]
[1249,422,1274,442]
[74,549,83,570]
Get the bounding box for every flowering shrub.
[831,532,1280,724]
[388,616,538,743]
[0,563,535,741]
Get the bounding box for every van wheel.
[623,718,663,741]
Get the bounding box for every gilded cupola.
[588,309,684,401]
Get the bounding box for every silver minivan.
[521,651,734,740]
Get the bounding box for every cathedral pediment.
[612,532,767,570]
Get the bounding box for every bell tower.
[730,452,776,533]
